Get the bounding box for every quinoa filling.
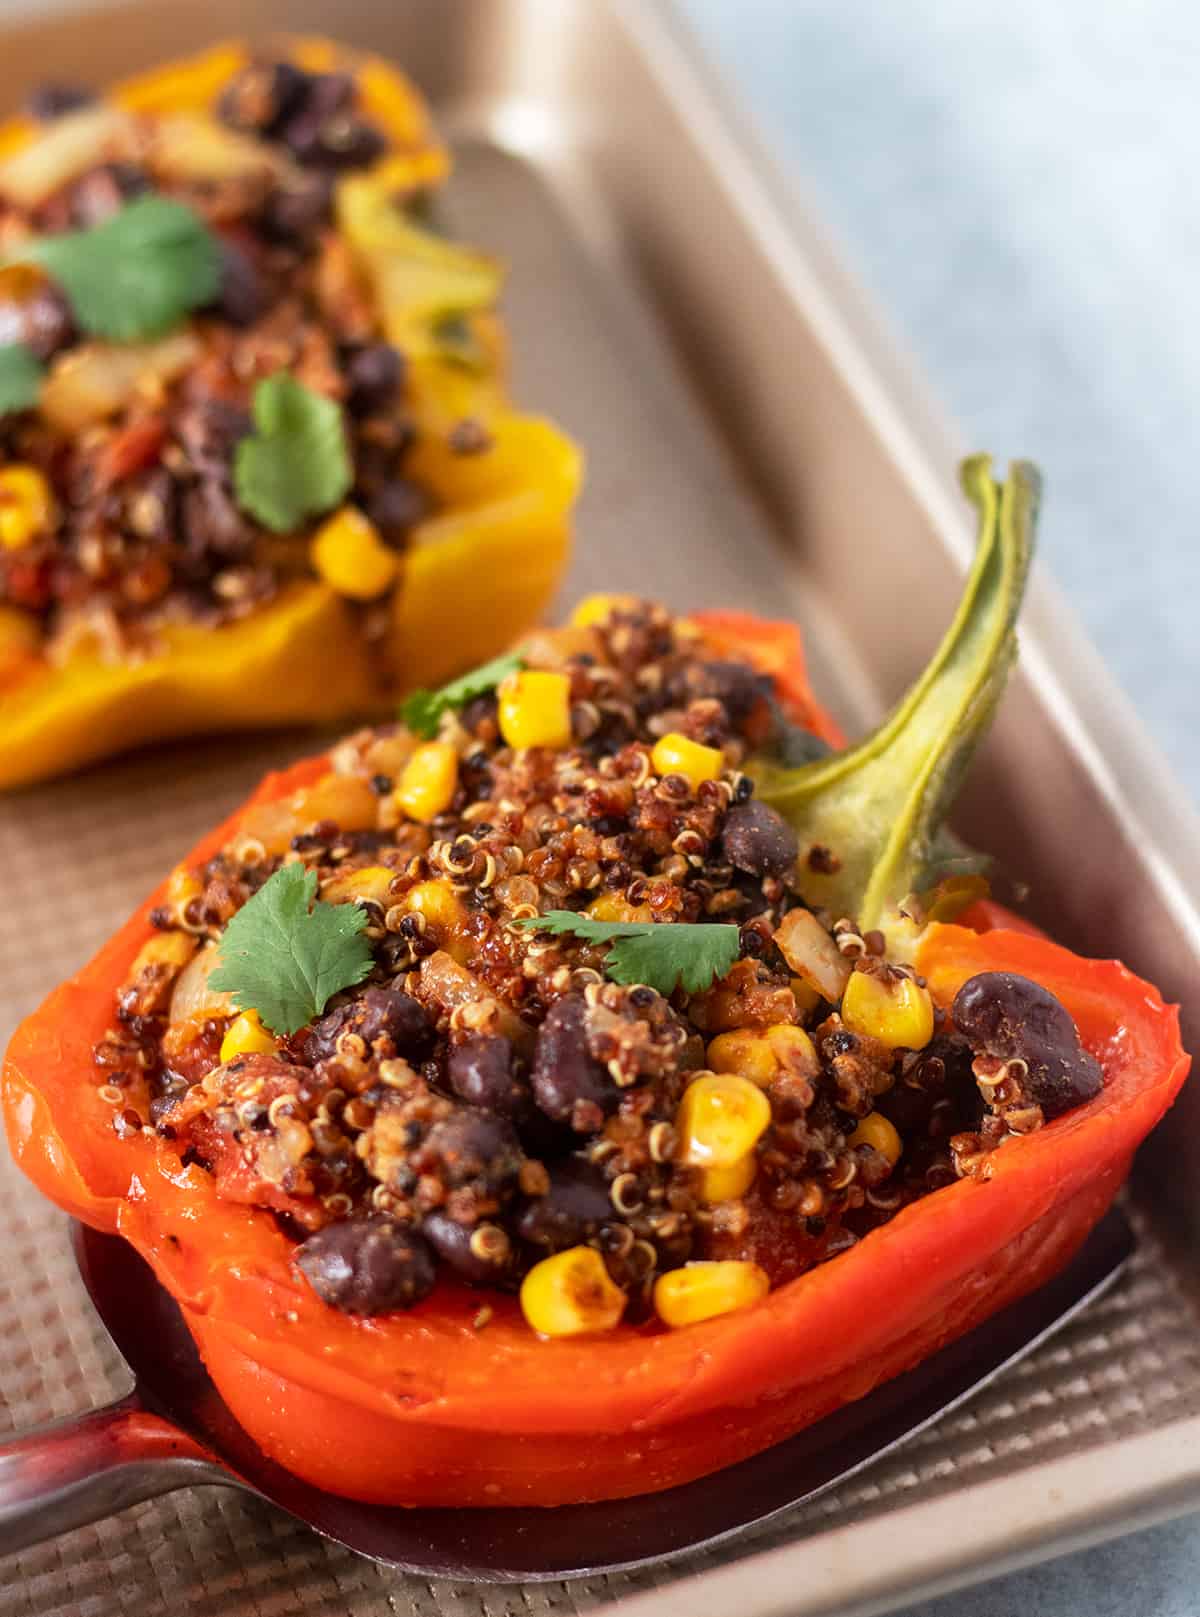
[92,600,1104,1329]
[0,58,480,660]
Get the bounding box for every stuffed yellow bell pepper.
[0,40,580,788]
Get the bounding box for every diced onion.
[417,950,532,1053]
[40,332,198,432]
[148,113,294,186]
[0,105,139,208]
[169,943,234,1025]
[773,908,851,1003]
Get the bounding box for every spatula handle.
[0,1392,231,1555]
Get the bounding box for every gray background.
[678,0,1200,1611]
[683,0,1200,802]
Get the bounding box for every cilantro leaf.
[233,372,353,533]
[512,911,740,997]
[209,863,374,1037]
[15,196,221,342]
[401,650,525,739]
[0,344,43,414]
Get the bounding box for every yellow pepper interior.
[0,39,580,787]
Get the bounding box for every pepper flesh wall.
[0,39,580,786]
[4,509,1189,1504]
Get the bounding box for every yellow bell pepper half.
[0,40,580,788]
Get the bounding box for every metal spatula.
[0,1210,1132,1581]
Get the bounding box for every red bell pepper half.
[2,459,1189,1506]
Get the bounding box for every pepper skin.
[2,612,1188,1507]
[0,43,581,788]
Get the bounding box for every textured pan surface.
[1,1,1199,1614]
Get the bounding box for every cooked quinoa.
[0,57,461,660]
[93,600,1104,1327]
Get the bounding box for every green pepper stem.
[754,456,1039,931]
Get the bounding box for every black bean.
[422,1210,513,1286]
[343,342,405,415]
[515,1157,614,1251]
[297,1217,435,1314]
[416,1109,522,1197]
[700,660,773,723]
[305,70,357,118]
[663,659,770,724]
[447,1034,527,1116]
[217,60,309,137]
[335,829,394,857]
[513,1108,576,1163]
[458,692,499,737]
[365,479,431,541]
[214,241,268,327]
[176,400,252,478]
[721,800,799,878]
[181,480,252,562]
[285,112,385,170]
[951,971,1104,1119]
[27,83,95,121]
[281,74,384,170]
[259,171,335,246]
[306,985,432,1065]
[530,995,621,1128]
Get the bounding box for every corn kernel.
[0,466,55,551]
[849,1110,903,1167]
[293,772,379,832]
[519,1246,626,1337]
[570,592,638,628]
[310,506,398,599]
[403,878,466,938]
[321,864,396,906]
[498,669,573,750]
[765,1023,819,1078]
[130,930,198,978]
[707,1029,779,1087]
[677,1073,772,1164]
[697,1157,758,1203]
[651,732,724,790]
[587,891,655,925]
[677,1072,771,1203]
[654,1261,770,1328]
[220,1009,278,1063]
[396,741,459,822]
[165,865,204,918]
[841,969,934,1051]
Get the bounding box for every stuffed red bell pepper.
[3,457,1188,1506]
